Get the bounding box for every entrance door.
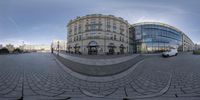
[108,43,115,55]
[75,47,80,54]
[120,47,124,54]
[108,47,115,55]
[119,44,125,54]
[88,41,98,55]
[88,46,98,55]
[74,44,80,54]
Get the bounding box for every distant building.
[51,40,67,51]
[6,44,15,53]
[19,45,24,51]
[183,34,194,51]
[23,44,50,52]
[0,44,3,49]
[195,44,200,50]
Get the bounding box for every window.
[91,25,96,30]
[113,26,117,30]
[78,26,81,33]
[98,18,101,23]
[74,26,77,34]
[107,20,110,25]
[107,25,111,28]
[91,18,96,24]
[79,35,82,40]
[111,37,113,40]
[114,35,117,40]
[98,26,102,30]
[113,21,116,30]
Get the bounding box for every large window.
[134,24,183,53]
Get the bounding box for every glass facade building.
[130,22,183,53]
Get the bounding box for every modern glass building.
[130,22,185,53]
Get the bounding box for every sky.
[0,0,200,46]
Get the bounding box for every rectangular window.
[107,20,110,25]
[114,35,117,40]
[79,35,82,40]
[111,37,113,40]
[78,26,81,33]
[107,25,111,28]
[113,26,117,30]
[74,26,77,34]
[91,25,96,30]
[91,18,96,24]
[98,26,102,30]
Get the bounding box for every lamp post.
[57,41,60,55]
[51,43,53,53]
[22,41,24,52]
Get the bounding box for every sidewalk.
[54,51,139,65]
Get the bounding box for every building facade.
[0,44,2,49]
[195,44,200,50]
[182,34,194,51]
[67,14,130,55]
[23,44,50,52]
[129,22,194,53]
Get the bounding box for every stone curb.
[54,51,139,66]
[53,54,145,82]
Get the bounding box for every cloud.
[8,17,21,34]
[0,0,200,44]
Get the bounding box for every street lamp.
[51,43,53,53]
[57,41,60,55]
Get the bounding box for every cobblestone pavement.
[0,52,200,100]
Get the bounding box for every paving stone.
[1,52,200,100]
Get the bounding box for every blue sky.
[0,0,200,46]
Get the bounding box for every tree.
[13,48,23,53]
[0,48,9,54]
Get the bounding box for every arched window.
[74,43,79,47]
[108,43,116,48]
[88,41,98,46]
[120,44,125,48]
[88,41,98,55]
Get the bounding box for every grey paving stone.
[1,52,200,100]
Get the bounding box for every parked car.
[162,49,178,57]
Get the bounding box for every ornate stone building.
[67,14,130,55]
